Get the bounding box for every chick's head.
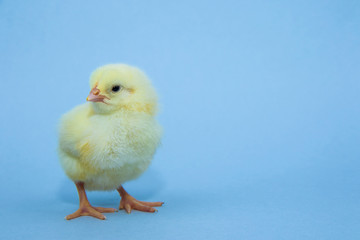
[87,64,158,115]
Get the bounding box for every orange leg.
[65,182,117,220]
[117,186,164,213]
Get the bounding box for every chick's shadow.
[57,168,166,206]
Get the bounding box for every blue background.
[0,0,359,239]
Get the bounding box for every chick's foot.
[117,186,164,213]
[66,205,107,220]
[65,182,117,220]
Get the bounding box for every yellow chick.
[58,64,163,220]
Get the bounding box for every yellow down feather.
[58,64,162,191]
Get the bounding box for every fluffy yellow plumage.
[58,64,163,220]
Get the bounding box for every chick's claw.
[65,205,106,220]
[117,186,163,213]
[120,198,157,213]
[65,182,117,220]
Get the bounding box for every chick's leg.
[117,186,164,213]
[65,182,117,220]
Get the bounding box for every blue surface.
[0,0,359,239]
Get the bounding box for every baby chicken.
[58,64,163,220]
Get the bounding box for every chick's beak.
[86,84,109,103]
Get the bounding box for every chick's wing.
[58,103,92,159]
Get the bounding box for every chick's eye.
[112,85,121,92]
